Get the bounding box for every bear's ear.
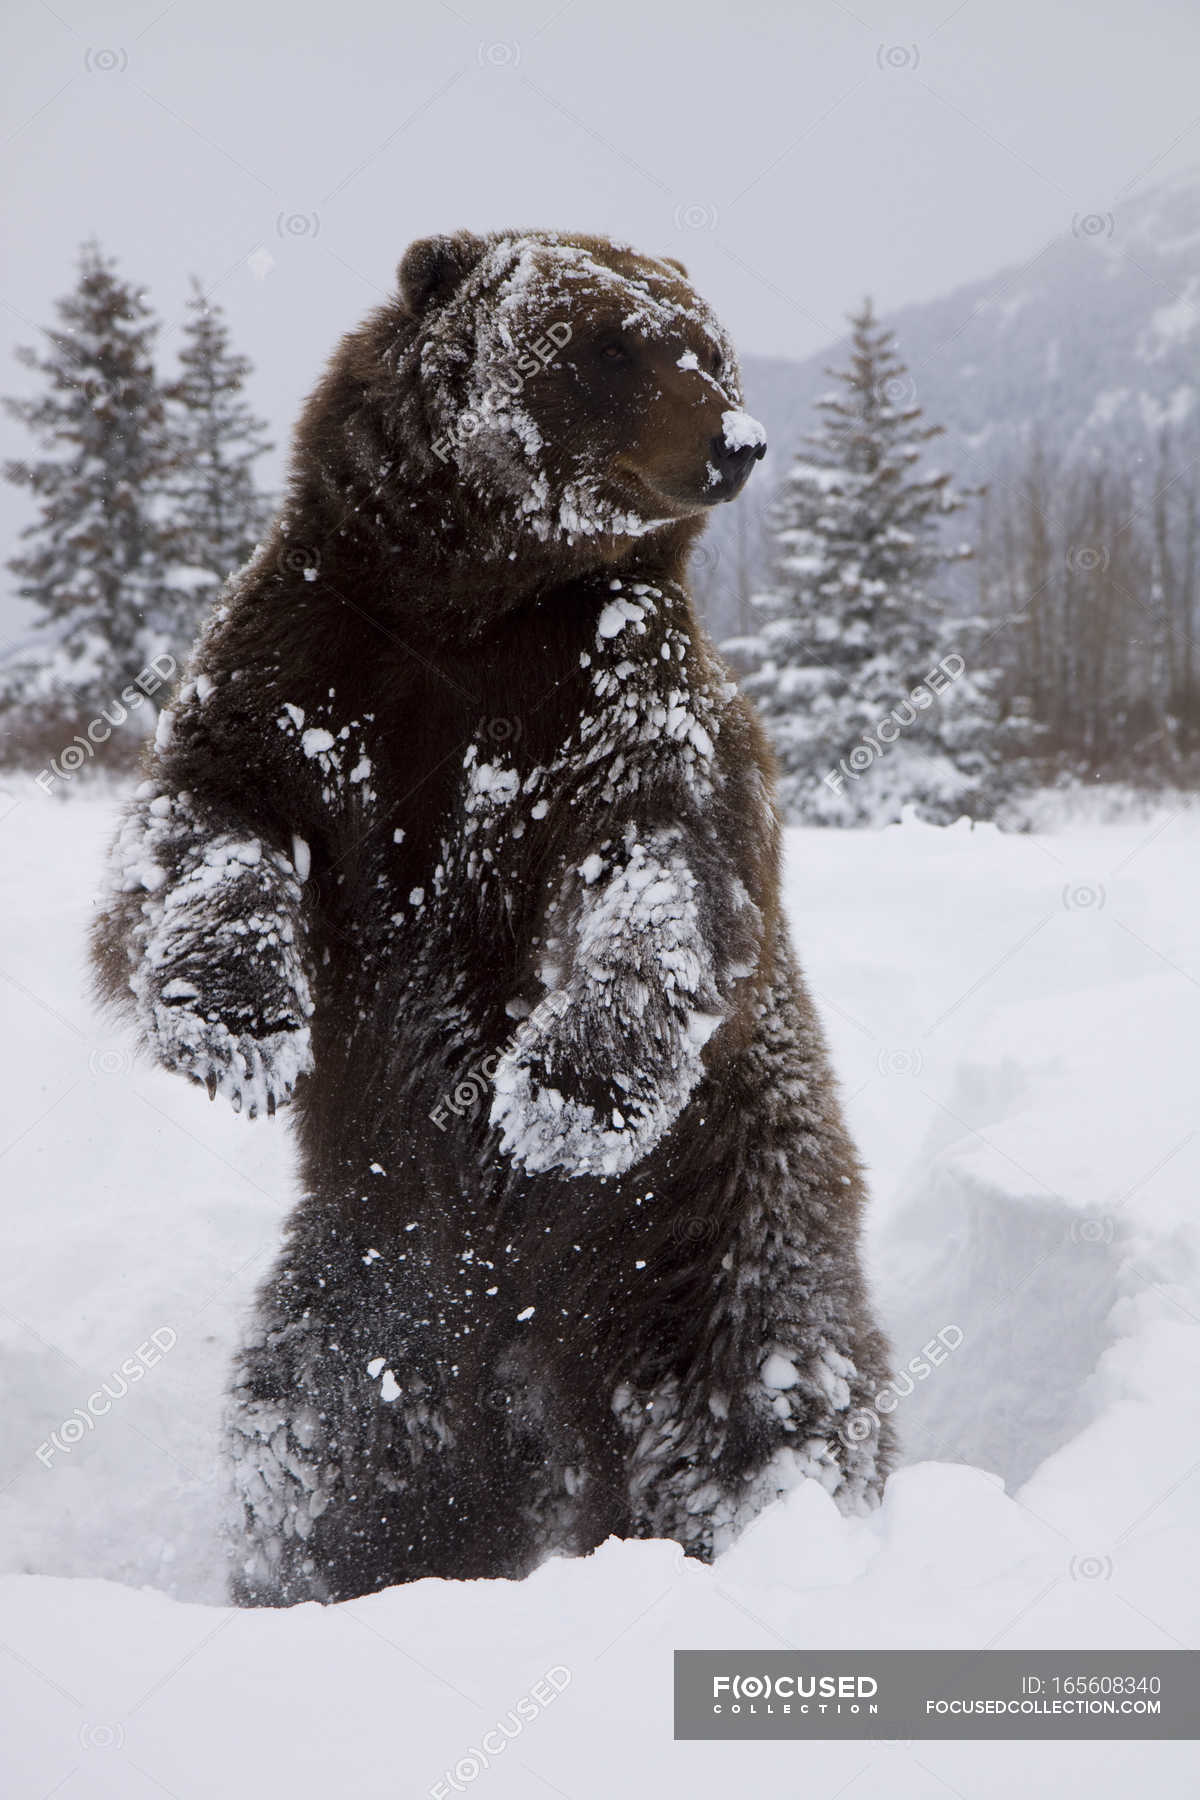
[398,232,487,314]
[660,256,689,279]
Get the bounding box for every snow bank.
[2,790,1198,1796]
[1,1473,1195,1798]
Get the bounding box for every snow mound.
[2,792,1199,1795]
[2,1465,1196,1797]
[881,971,1200,1490]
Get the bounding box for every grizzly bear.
[92,230,893,1604]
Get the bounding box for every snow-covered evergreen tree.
[3,242,177,693]
[734,299,1000,824]
[164,278,273,633]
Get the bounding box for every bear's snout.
[707,431,766,501]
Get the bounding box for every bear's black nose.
[709,434,766,496]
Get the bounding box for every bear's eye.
[708,347,724,378]
[597,338,632,366]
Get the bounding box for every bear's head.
[395,230,766,552]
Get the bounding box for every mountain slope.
[699,166,1200,635]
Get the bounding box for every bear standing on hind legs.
[92,230,894,1604]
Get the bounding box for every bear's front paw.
[489,1050,670,1178]
[487,982,715,1177]
[150,991,313,1119]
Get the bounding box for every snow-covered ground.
[2,785,1198,1796]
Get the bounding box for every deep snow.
[2,786,1198,1796]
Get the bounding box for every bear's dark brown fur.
[92,231,892,1604]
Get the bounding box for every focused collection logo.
[712,1671,879,1713]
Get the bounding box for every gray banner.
[674,1651,1200,1739]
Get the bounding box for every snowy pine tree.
[3,242,178,694]
[735,299,1000,824]
[164,278,273,632]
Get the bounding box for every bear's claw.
[152,1001,313,1120]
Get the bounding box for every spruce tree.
[4,242,176,690]
[165,278,273,631]
[737,299,999,824]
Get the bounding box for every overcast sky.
[4,0,1200,639]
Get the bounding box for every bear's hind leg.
[225,1243,564,1602]
[619,957,894,1560]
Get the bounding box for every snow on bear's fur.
[92,230,892,1604]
